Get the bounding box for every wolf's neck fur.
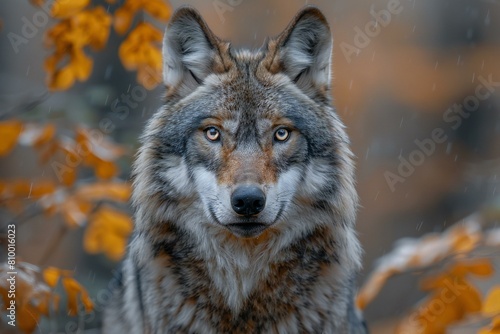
[132,200,360,315]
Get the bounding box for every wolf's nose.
[231,186,266,216]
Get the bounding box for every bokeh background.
[1,0,499,332]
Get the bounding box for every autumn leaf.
[51,0,90,18]
[75,182,131,202]
[114,6,135,35]
[84,206,133,261]
[119,22,163,89]
[45,7,111,90]
[483,287,500,315]
[43,267,62,288]
[356,269,398,310]
[0,263,55,334]
[75,127,125,179]
[114,0,171,34]
[61,196,92,227]
[451,260,494,278]
[19,123,56,148]
[62,277,94,316]
[142,0,172,21]
[0,120,23,156]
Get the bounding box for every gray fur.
[104,6,367,334]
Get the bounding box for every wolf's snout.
[231,186,266,216]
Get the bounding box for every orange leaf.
[95,160,118,179]
[19,123,56,148]
[356,269,399,310]
[118,23,163,89]
[43,267,61,288]
[61,197,91,227]
[17,303,41,333]
[142,0,172,21]
[80,288,94,312]
[76,182,131,202]
[456,279,482,313]
[114,6,134,35]
[483,287,500,315]
[84,207,133,260]
[62,277,80,316]
[0,120,23,156]
[451,259,494,278]
[51,0,90,18]
[71,49,93,81]
[49,65,75,91]
[62,277,94,316]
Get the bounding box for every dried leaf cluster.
[32,0,171,90]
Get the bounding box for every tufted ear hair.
[265,7,333,99]
[162,7,232,97]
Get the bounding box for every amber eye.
[204,127,220,141]
[274,128,290,142]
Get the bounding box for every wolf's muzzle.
[231,185,266,216]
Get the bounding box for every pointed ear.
[265,7,333,98]
[162,7,231,97]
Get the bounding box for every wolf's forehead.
[232,48,264,62]
[222,118,272,135]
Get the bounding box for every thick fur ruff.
[104,6,367,334]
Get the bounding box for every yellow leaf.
[71,49,93,81]
[95,160,118,179]
[85,7,112,50]
[35,124,56,147]
[0,120,23,156]
[43,267,61,288]
[450,224,481,253]
[49,65,75,91]
[456,279,482,313]
[356,269,397,310]
[61,197,91,227]
[119,23,163,89]
[80,287,94,312]
[142,0,172,21]
[61,276,93,315]
[51,0,90,18]
[76,182,131,202]
[483,287,500,315]
[62,277,80,316]
[18,303,41,333]
[114,6,134,35]
[451,259,494,278]
[84,207,133,260]
[138,64,162,90]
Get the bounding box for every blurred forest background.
[0,0,500,333]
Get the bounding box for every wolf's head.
[133,7,357,243]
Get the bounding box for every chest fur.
[141,228,349,333]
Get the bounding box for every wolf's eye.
[204,127,220,142]
[274,128,290,142]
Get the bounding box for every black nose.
[231,186,266,216]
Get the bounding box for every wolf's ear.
[163,7,231,97]
[265,7,333,98]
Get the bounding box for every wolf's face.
[135,7,356,240]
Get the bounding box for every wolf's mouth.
[225,223,268,238]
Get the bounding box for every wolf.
[104,5,367,334]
